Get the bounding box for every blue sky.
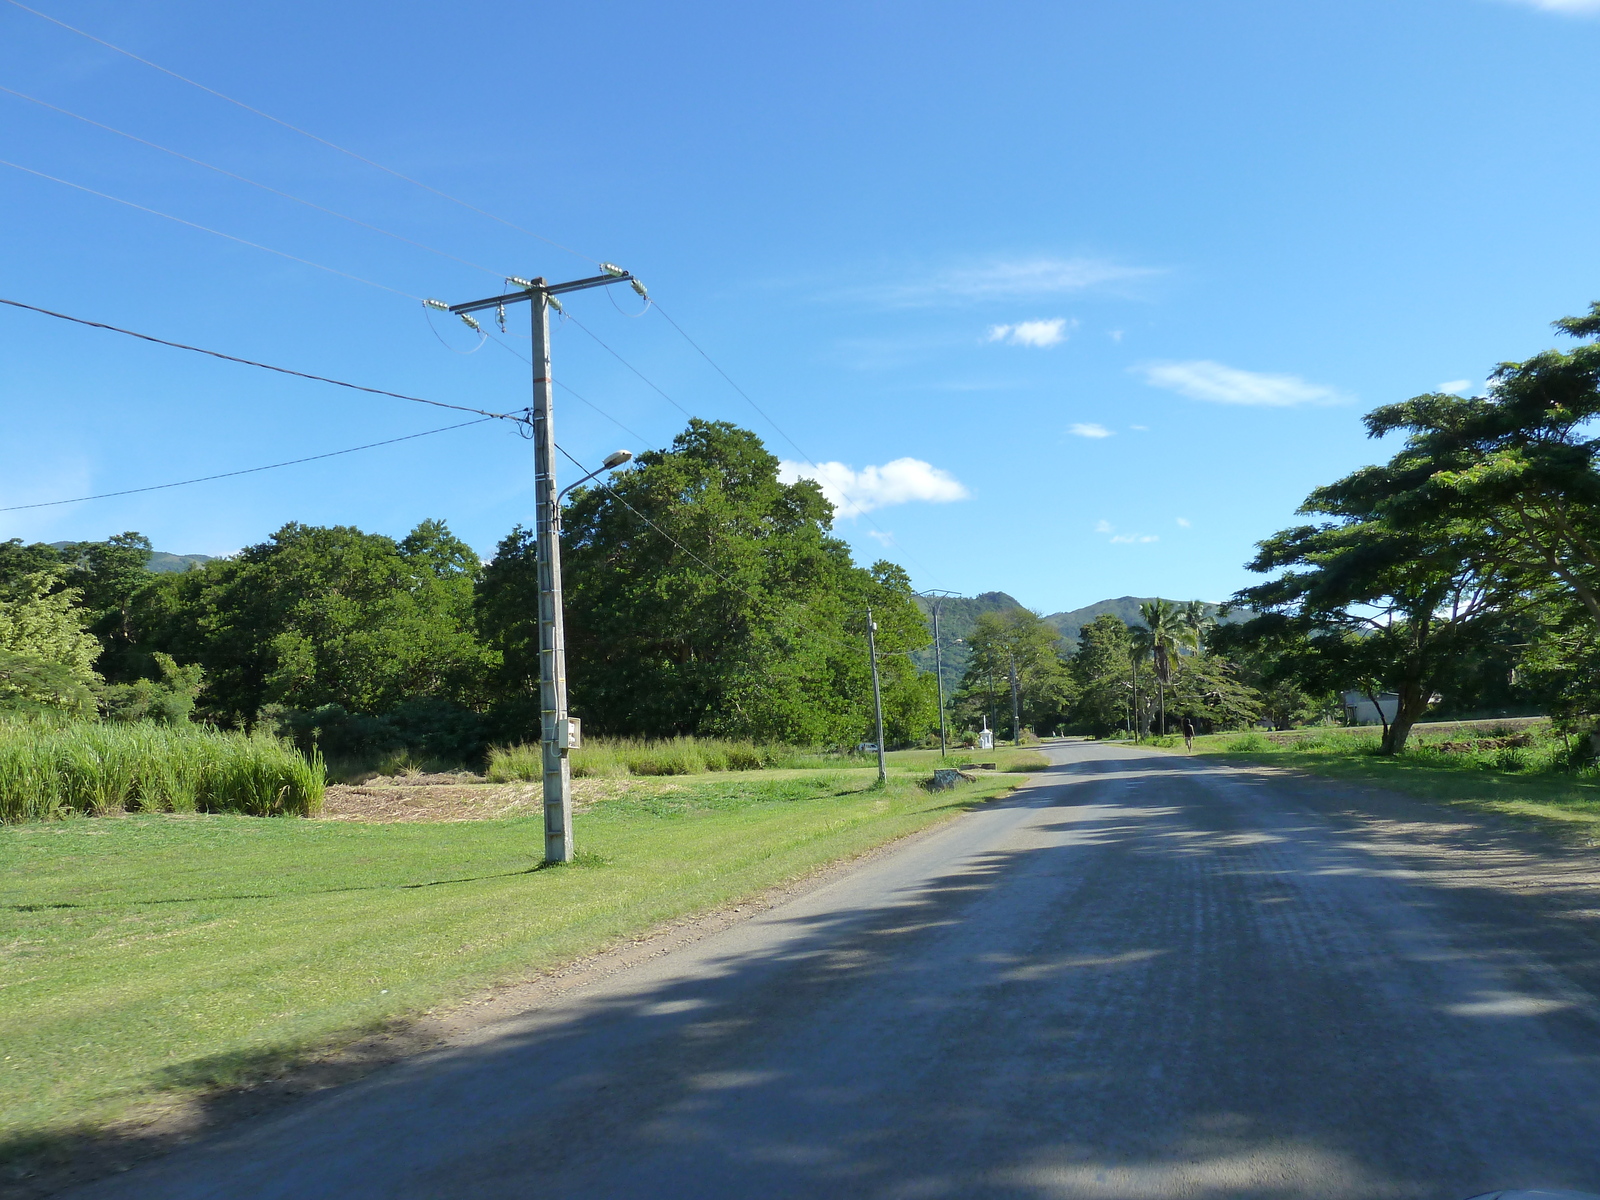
[2,0,1598,614]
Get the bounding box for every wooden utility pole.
[866,607,887,784]
[441,267,644,862]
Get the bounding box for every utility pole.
[1131,656,1141,743]
[1008,650,1023,745]
[917,590,963,759]
[866,606,887,784]
[438,266,645,863]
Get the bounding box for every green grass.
[882,746,1053,773]
[487,736,860,780]
[0,766,1018,1161]
[0,718,324,822]
[1174,720,1600,837]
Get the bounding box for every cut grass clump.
[0,718,324,822]
[487,736,821,781]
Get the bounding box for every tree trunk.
[1158,682,1166,737]
[1379,680,1432,755]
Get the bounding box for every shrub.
[0,717,323,822]
[486,736,810,782]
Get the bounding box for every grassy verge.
[0,766,1018,1163]
[883,747,1053,773]
[1170,722,1600,838]
[487,735,852,780]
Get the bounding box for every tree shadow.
[14,749,1600,1200]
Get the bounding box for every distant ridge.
[913,592,1242,690]
[48,542,219,574]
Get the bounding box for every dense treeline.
[0,420,933,761]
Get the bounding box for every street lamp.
[558,449,633,503]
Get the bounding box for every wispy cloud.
[988,318,1072,348]
[1438,379,1473,394]
[779,457,969,517]
[1176,517,1191,528]
[1138,360,1346,407]
[1096,519,1158,544]
[1500,0,1600,13]
[1069,423,1113,439]
[862,257,1159,306]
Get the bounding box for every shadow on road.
[46,747,1600,1200]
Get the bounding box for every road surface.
[67,741,1600,1199]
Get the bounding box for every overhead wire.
[0,157,423,299]
[482,330,651,444]
[4,0,595,265]
[0,297,518,419]
[0,83,507,279]
[648,297,936,576]
[555,444,907,663]
[0,417,495,512]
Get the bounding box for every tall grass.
[487,736,830,782]
[0,719,324,822]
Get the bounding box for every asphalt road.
[68,741,1600,1200]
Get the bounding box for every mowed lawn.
[1173,726,1600,836]
[0,767,1018,1159]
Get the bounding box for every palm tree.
[1138,599,1196,736]
[1180,600,1217,656]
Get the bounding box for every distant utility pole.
[917,590,963,759]
[1007,650,1023,746]
[866,606,887,784]
[436,266,645,864]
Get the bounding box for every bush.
[0,717,323,822]
[486,736,809,782]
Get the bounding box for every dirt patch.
[319,776,644,823]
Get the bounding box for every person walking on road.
[1182,716,1195,753]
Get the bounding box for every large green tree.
[1068,613,1135,737]
[955,609,1072,740]
[134,519,494,726]
[479,420,934,745]
[0,569,102,716]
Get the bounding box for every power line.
[482,330,651,442]
[564,314,694,419]
[0,83,506,279]
[0,417,494,511]
[5,0,595,266]
[648,297,935,574]
[0,297,517,419]
[0,157,422,300]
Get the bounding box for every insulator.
[459,313,482,333]
[422,298,449,310]
[630,278,649,298]
[508,276,537,290]
[599,262,625,277]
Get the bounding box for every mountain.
[1041,596,1243,644]
[912,592,1245,693]
[48,542,220,574]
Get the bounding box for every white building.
[1342,690,1399,726]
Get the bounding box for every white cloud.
[987,318,1072,348]
[1130,424,1149,431]
[779,457,969,517]
[1096,519,1158,544]
[1438,379,1476,395]
[1501,0,1600,12]
[1069,423,1113,439]
[862,257,1159,306]
[1176,517,1191,528]
[1138,360,1346,407]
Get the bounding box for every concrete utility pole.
[440,266,644,863]
[866,607,887,784]
[1008,650,1023,746]
[917,590,963,759]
